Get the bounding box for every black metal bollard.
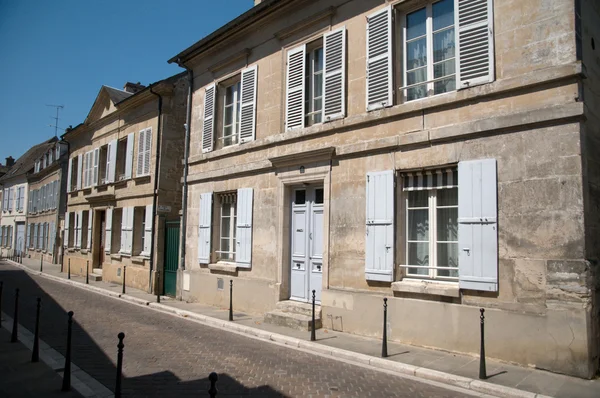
[479,308,487,379]
[115,332,125,398]
[11,288,19,343]
[61,311,74,391]
[208,372,218,398]
[86,260,89,284]
[68,258,71,280]
[311,289,316,341]
[32,297,41,362]
[382,297,388,358]
[229,280,233,321]
[122,266,126,294]
[156,271,161,303]
[40,254,43,272]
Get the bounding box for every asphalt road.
[0,262,476,397]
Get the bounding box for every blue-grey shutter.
[323,27,346,122]
[105,208,112,254]
[33,223,38,250]
[365,170,394,281]
[366,6,393,111]
[239,66,258,143]
[64,213,69,248]
[142,204,153,255]
[125,133,134,179]
[67,158,73,192]
[76,154,83,190]
[456,0,495,89]
[458,158,498,291]
[107,139,117,182]
[285,45,306,131]
[198,192,212,264]
[236,188,253,268]
[202,84,216,153]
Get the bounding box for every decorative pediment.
[85,86,132,125]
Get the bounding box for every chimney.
[254,0,262,5]
[5,156,15,168]
[123,82,146,94]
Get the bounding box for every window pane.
[434,77,456,95]
[225,86,234,105]
[433,0,454,31]
[407,67,427,85]
[407,86,428,101]
[437,188,458,206]
[222,204,231,217]
[314,73,323,99]
[437,243,458,277]
[295,190,306,205]
[408,190,428,207]
[221,238,231,260]
[406,38,427,70]
[314,47,323,72]
[408,242,429,275]
[437,207,458,241]
[408,209,429,240]
[433,59,455,79]
[433,28,455,63]
[315,188,324,204]
[406,8,426,40]
[224,106,233,125]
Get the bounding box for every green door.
[163,221,180,297]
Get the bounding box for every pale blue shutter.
[26,223,30,249]
[239,66,257,143]
[105,208,112,254]
[107,139,117,182]
[50,221,55,254]
[236,188,253,268]
[33,223,38,250]
[93,148,100,186]
[67,158,73,192]
[125,133,134,179]
[458,158,498,291]
[366,6,393,111]
[285,45,306,131]
[76,154,83,190]
[365,170,394,281]
[142,204,153,255]
[64,213,70,248]
[198,192,212,264]
[202,84,216,153]
[323,27,346,121]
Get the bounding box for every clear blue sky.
[0,0,254,165]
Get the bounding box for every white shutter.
[137,129,145,176]
[76,154,82,190]
[143,128,152,175]
[323,27,346,121]
[67,158,73,192]
[105,208,112,254]
[3,188,8,211]
[142,204,153,255]
[198,192,212,264]
[456,0,495,89]
[7,188,12,211]
[83,152,88,188]
[202,84,216,153]
[125,133,134,179]
[54,180,59,209]
[366,6,393,111]
[33,224,38,250]
[120,207,128,253]
[365,170,394,281]
[76,211,83,248]
[87,209,93,250]
[50,221,55,254]
[458,158,498,291]
[26,223,30,249]
[239,66,258,143]
[93,148,100,186]
[236,188,253,268]
[64,213,70,248]
[127,206,134,254]
[285,45,306,131]
[107,139,117,182]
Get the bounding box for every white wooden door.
[290,186,324,303]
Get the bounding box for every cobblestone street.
[0,262,480,397]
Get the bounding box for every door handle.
[309,233,313,240]
[297,229,303,232]
[295,263,301,269]
[462,248,470,256]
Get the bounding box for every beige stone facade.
[63,75,187,293]
[172,0,599,378]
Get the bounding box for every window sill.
[118,251,131,258]
[67,248,76,253]
[110,253,122,260]
[133,175,151,183]
[81,249,88,254]
[131,256,148,264]
[391,279,459,298]
[208,262,238,274]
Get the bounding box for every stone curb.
[4,260,553,398]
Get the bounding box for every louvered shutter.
[323,27,346,122]
[87,209,93,250]
[202,84,216,153]
[7,188,12,211]
[239,66,258,143]
[125,133,134,179]
[366,6,393,111]
[120,207,128,253]
[33,224,38,250]
[107,139,117,182]
[93,148,100,186]
[76,211,83,248]
[64,213,69,247]
[67,158,73,192]
[3,189,7,211]
[365,170,394,282]
[105,208,112,254]
[198,192,212,264]
[25,224,29,249]
[285,45,306,131]
[137,129,145,176]
[142,204,153,255]
[143,128,152,175]
[458,158,498,291]
[236,188,253,268]
[54,180,59,209]
[76,154,82,190]
[456,0,495,89]
[127,206,134,254]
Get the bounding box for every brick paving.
[0,262,478,397]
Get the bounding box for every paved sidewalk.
[7,256,600,398]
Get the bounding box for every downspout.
[149,85,163,293]
[178,60,193,300]
[58,138,70,269]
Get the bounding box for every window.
[219,79,241,148]
[69,156,79,191]
[133,206,146,256]
[0,226,4,246]
[116,138,127,180]
[216,193,237,262]
[111,208,123,254]
[98,145,108,184]
[81,211,89,249]
[575,0,582,60]
[305,42,324,126]
[402,0,456,102]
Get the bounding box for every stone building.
[172,0,599,378]
[26,140,69,264]
[63,75,187,294]
[0,138,58,257]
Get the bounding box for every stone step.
[263,310,322,331]
[275,300,321,317]
[89,274,102,282]
[92,268,103,276]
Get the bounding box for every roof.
[0,137,58,184]
[104,86,133,104]
[168,0,286,65]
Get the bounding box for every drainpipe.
[178,60,193,300]
[58,138,71,267]
[149,85,163,293]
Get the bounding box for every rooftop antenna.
[46,104,64,137]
